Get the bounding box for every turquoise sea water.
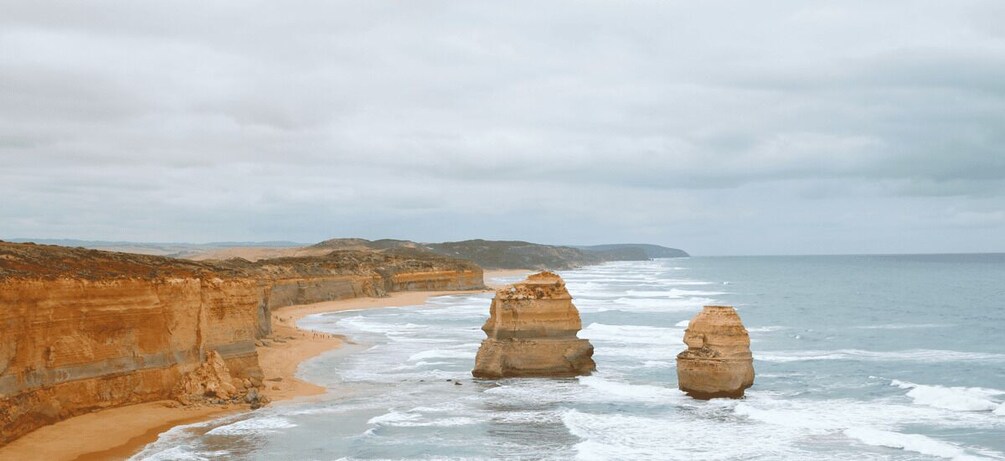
[133,255,1005,460]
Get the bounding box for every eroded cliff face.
[676,305,755,399]
[0,242,484,446]
[388,269,484,292]
[472,272,595,378]
[0,276,266,445]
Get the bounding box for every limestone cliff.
[676,305,755,399]
[0,274,265,445]
[0,242,484,446]
[472,272,595,378]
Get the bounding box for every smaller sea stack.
[676,305,754,399]
[472,272,595,378]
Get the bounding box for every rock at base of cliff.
[676,305,754,399]
[472,338,595,379]
[172,350,269,408]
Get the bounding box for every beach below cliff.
[0,270,525,461]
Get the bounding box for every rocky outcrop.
[173,350,268,409]
[0,242,484,446]
[676,305,754,399]
[174,350,238,403]
[472,272,595,378]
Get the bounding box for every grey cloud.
[1,1,1003,254]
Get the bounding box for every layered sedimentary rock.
[0,242,484,446]
[472,272,595,378]
[676,305,755,399]
[0,275,265,446]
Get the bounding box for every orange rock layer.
[0,242,484,446]
[472,272,595,378]
[676,305,755,399]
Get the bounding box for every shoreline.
[0,269,528,461]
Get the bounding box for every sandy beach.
[0,270,527,461]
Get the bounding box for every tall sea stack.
[676,305,755,399]
[472,272,596,378]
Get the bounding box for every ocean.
[132,255,1005,460]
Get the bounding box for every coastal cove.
[131,256,1005,460]
[0,269,523,461]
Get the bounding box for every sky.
[1,1,1004,255]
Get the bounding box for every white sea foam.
[367,409,480,428]
[336,366,462,382]
[734,402,843,431]
[334,317,428,335]
[131,446,225,461]
[591,346,679,362]
[844,427,994,461]
[204,416,297,436]
[408,401,467,414]
[654,278,714,286]
[568,276,710,287]
[128,421,216,461]
[413,360,454,367]
[481,381,590,406]
[734,391,1004,434]
[580,323,682,345]
[756,349,1005,363]
[283,401,384,417]
[625,288,727,297]
[368,410,422,425]
[386,336,459,345]
[561,410,680,461]
[606,297,713,313]
[560,408,816,460]
[488,409,563,425]
[407,348,477,362]
[891,380,1004,412]
[394,417,481,427]
[577,376,682,403]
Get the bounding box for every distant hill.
[312,238,688,270]
[425,240,601,270]
[312,238,423,251]
[7,237,688,270]
[575,244,689,258]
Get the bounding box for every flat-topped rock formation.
[676,305,755,399]
[472,272,595,378]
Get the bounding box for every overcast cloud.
[2,1,1004,255]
